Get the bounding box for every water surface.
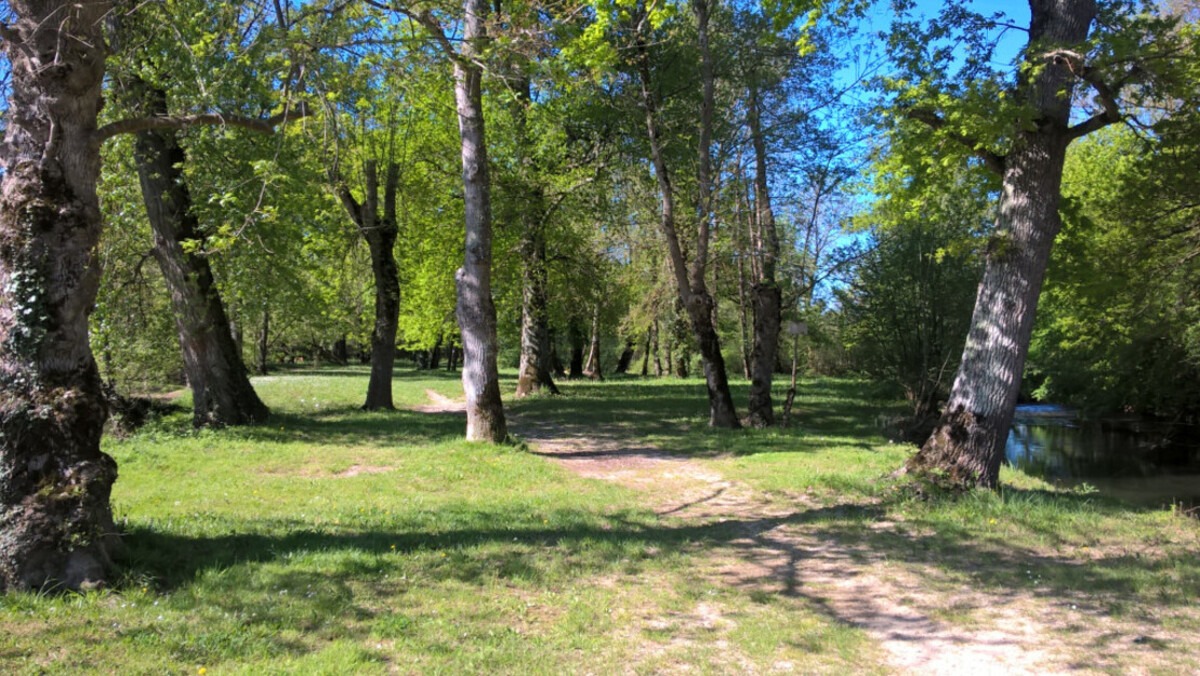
[1005,404,1200,508]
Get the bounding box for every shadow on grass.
[507,377,901,459]
[94,487,1196,666]
[248,409,466,447]
[135,405,466,448]
[122,487,1197,608]
[121,503,879,591]
[263,364,458,379]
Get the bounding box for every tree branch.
[1045,49,1123,141]
[361,0,462,63]
[906,108,1006,175]
[96,102,311,142]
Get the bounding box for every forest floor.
[1,368,1197,674]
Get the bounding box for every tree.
[369,0,508,441]
[897,0,1188,488]
[0,0,121,591]
[118,80,272,426]
[1029,124,1200,420]
[334,160,401,410]
[841,168,988,427]
[629,0,740,427]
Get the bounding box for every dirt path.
[416,392,1179,674]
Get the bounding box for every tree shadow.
[101,489,1197,670]
[508,377,899,459]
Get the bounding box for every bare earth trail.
[415,391,1183,674]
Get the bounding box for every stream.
[1005,404,1200,508]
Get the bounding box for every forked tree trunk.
[453,0,506,441]
[335,161,400,410]
[131,84,270,427]
[746,82,782,428]
[0,0,122,592]
[634,0,739,427]
[907,0,1098,489]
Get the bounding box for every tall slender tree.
[631,0,740,427]
[369,0,507,440]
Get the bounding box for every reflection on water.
[1005,405,1200,508]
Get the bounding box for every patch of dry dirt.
[411,389,465,414]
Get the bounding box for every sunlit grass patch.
[4,367,1197,672]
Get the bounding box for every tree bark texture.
[634,1,739,427]
[335,161,400,410]
[0,0,122,592]
[512,77,559,398]
[746,82,782,428]
[453,0,506,441]
[131,85,270,427]
[907,0,1097,489]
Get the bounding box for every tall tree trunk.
[452,0,506,441]
[746,82,782,428]
[584,304,604,380]
[257,307,270,375]
[907,0,1097,489]
[549,328,566,378]
[0,0,122,592]
[735,187,752,380]
[429,335,443,370]
[634,0,740,427]
[509,69,560,398]
[640,332,652,376]
[131,84,270,427]
[335,161,400,410]
[616,337,636,374]
[653,319,663,376]
[332,335,349,365]
[568,318,586,379]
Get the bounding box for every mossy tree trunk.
[0,0,122,592]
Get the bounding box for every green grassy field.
[1,367,1196,673]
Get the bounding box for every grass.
[1,366,1197,673]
